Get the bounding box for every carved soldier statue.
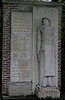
[36,18,56,87]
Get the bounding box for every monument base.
[35,85,60,99]
[8,82,32,96]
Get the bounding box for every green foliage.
[58,0,62,2]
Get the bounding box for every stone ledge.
[3,95,38,100]
[3,96,63,100]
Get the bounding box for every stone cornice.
[2,0,63,7]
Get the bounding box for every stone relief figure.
[36,18,56,87]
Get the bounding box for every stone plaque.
[11,12,32,82]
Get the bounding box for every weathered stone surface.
[11,12,32,82]
[8,82,32,96]
[35,85,60,98]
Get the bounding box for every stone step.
[3,95,38,100]
[3,96,64,100]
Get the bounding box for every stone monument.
[2,0,62,98]
[35,16,60,99]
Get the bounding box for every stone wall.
[2,3,11,94]
[2,3,32,95]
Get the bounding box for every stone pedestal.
[35,85,60,98]
[8,82,32,96]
